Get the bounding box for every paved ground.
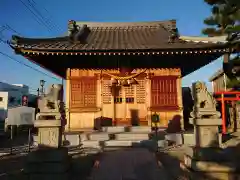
[0,146,204,180]
[0,154,26,180]
[90,148,172,180]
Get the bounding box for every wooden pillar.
[177,76,184,130]
[146,71,152,125]
[96,73,102,117]
[112,86,116,125]
[65,68,71,131]
[223,53,230,63]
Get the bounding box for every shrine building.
[9,20,232,130]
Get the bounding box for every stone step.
[104,140,141,147]
[114,132,150,141]
[102,126,125,133]
[81,139,167,149]
[34,132,171,148]
[81,140,101,148]
[184,155,236,172]
[129,126,152,133]
[63,134,81,146]
[87,132,110,141]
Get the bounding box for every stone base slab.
[26,148,70,180]
[183,154,240,180]
[184,146,231,162]
[28,172,69,180]
[27,147,69,163]
[184,155,236,172]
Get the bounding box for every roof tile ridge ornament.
[168,27,181,44]
[11,35,21,45]
[68,20,90,43]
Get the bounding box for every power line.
[17,0,53,34]
[25,0,57,32]
[26,0,62,33]
[0,51,61,81]
[0,26,7,34]
[0,32,61,82]
[4,24,23,36]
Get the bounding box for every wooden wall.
[212,74,228,92]
[65,68,183,130]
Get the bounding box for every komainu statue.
[190,81,220,118]
[37,84,64,120]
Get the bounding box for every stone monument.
[35,84,65,148]
[184,82,238,179]
[189,81,221,147]
[25,84,70,180]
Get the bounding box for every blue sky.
[0,0,223,94]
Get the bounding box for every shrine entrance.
[113,86,136,126]
[110,80,147,126]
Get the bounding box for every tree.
[224,55,240,89]
[202,0,240,36]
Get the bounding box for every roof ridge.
[72,20,176,28]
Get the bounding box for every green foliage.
[202,0,240,36]
[226,56,240,89]
[231,56,240,63]
[226,78,240,88]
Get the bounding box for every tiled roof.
[10,20,229,54]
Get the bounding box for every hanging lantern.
[121,80,129,86]
[129,78,138,85]
[111,78,118,85]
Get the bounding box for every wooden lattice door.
[70,77,97,111]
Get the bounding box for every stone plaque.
[38,127,61,148]
[197,126,219,147]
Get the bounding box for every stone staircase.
[33,126,184,154]
[64,126,184,154]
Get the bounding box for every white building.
[0,82,31,121]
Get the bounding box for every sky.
[0,0,224,94]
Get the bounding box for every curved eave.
[11,46,230,56]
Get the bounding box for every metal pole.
[28,128,31,152]
[221,93,227,134]
[10,125,13,154]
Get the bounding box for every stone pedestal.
[34,120,62,148]
[25,147,70,180]
[25,119,71,180]
[184,118,240,179]
[190,118,222,147]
